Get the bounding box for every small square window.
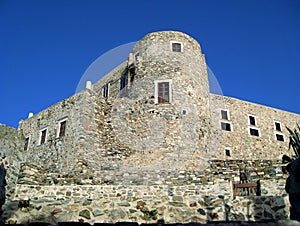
[171,42,182,52]
[275,122,282,132]
[249,115,256,126]
[221,110,229,120]
[24,137,30,151]
[40,129,47,145]
[58,120,67,138]
[221,122,231,131]
[249,128,259,136]
[276,133,284,142]
[225,149,231,157]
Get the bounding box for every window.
[274,121,284,141]
[39,129,47,145]
[155,80,172,104]
[158,82,169,103]
[276,133,284,142]
[129,67,135,83]
[24,137,30,151]
[58,120,67,138]
[248,115,256,126]
[102,83,110,98]
[274,121,282,131]
[120,73,128,91]
[248,115,260,136]
[221,122,231,131]
[171,41,183,52]
[249,128,259,137]
[225,149,231,157]
[220,109,232,131]
[221,110,229,120]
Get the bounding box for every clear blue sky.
[0,0,300,128]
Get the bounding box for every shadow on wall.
[203,195,288,222]
[253,196,288,221]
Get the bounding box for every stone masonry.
[1,31,300,224]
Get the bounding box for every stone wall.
[0,166,6,225]
[210,94,300,160]
[3,158,291,224]
[18,89,102,175]
[0,125,24,199]
[3,184,290,224]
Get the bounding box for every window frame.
[220,109,232,131]
[119,73,128,97]
[170,41,183,52]
[274,121,284,141]
[274,121,282,132]
[225,148,231,157]
[39,128,48,145]
[154,79,172,104]
[248,114,257,126]
[275,133,285,142]
[57,118,67,138]
[102,83,110,98]
[221,109,230,120]
[24,136,30,151]
[248,127,260,137]
[221,122,232,131]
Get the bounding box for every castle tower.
[108,31,212,171]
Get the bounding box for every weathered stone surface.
[93,209,105,217]
[79,209,91,219]
[0,166,6,225]
[110,208,126,220]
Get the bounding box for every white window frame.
[56,118,68,138]
[154,79,172,104]
[221,121,232,132]
[170,41,183,52]
[102,83,110,98]
[248,126,260,137]
[221,109,230,121]
[274,132,285,142]
[39,127,48,145]
[220,109,232,131]
[225,148,231,157]
[274,121,282,132]
[248,114,257,126]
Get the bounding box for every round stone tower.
[112,31,212,171]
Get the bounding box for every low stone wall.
[16,159,287,188]
[3,184,290,225]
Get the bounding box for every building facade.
[1,31,299,224]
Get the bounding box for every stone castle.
[1,31,300,224]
